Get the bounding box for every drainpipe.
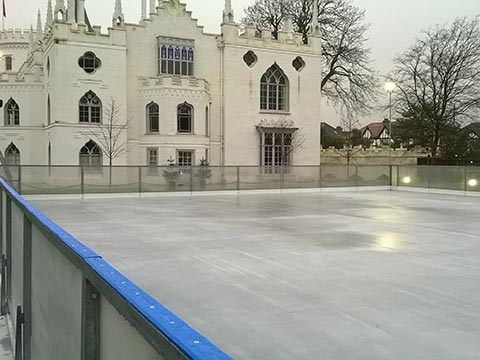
[218,40,226,168]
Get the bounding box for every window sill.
[259,110,291,115]
[176,132,195,135]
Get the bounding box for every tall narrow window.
[260,64,289,112]
[177,102,193,133]
[79,91,102,123]
[5,143,20,165]
[147,148,159,175]
[259,131,294,173]
[5,56,12,71]
[158,37,195,76]
[79,140,103,170]
[48,142,52,166]
[4,98,20,126]
[205,106,209,136]
[47,95,51,125]
[146,102,159,133]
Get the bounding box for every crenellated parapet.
[0,29,33,51]
[138,75,211,99]
[321,146,432,166]
[0,72,43,86]
[43,21,127,47]
[221,23,321,54]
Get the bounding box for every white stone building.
[0,0,322,168]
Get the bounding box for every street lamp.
[384,81,397,148]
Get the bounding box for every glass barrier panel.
[428,166,465,191]
[397,166,429,188]
[84,167,139,194]
[465,167,480,193]
[283,166,320,189]
[20,166,81,195]
[191,166,238,192]
[357,166,391,186]
[239,166,281,190]
[320,165,356,188]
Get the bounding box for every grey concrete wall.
[30,226,82,360]
[100,297,163,360]
[10,203,23,334]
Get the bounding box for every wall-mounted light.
[468,179,478,187]
[402,176,411,184]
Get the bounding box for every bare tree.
[391,16,480,159]
[243,0,378,118]
[87,98,127,186]
[243,0,291,39]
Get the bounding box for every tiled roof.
[361,122,386,138]
[463,123,480,137]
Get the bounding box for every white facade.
[0,0,322,167]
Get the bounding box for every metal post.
[318,165,322,190]
[1,255,6,315]
[427,165,431,191]
[236,166,240,192]
[396,165,400,189]
[190,166,194,194]
[280,166,284,191]
[17,165,22,195]
[0,190,3,259]
[14,305,23,360]
[355,165,359,190]
[81,279,101,360]
[23,215,32,360]
[81,166,85,196]
[6,197,11,309]
[389,165,393,189]
[138,167,142,195]
[464,166,468,194]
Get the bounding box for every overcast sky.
[7,0,480,125]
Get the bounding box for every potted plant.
[195,157,212,189]
[162,157,180,190]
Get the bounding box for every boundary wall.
[0,178,232,360]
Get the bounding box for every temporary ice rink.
[30,190,480,360]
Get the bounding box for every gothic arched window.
[177,102,193,133]
[5,98,20,126]
[5,143,20,165]
[79,91,102,123]
[260,64,289,111]
[79,140,102,169]
[146,102,159,133]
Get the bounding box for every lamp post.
[384,81,397,145]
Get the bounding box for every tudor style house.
[0,0,322,168]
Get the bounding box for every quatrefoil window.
[78,52,102,74]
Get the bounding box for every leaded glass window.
[4,98,19,126]
[147,102,159,133]
[78,52,102,74]
[260,64,289,112]
[79,140,102,171]
[158,37,195,76]
[260,132,293,173]
[79,91,102,123]
[177,150,194,167]
[5,143,20,165]
[177,102,193,133]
